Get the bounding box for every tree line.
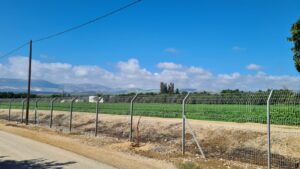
[0,92,37,98]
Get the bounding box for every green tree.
[288,18,300,72]
[168,82,175,94]
[160,82,176,94]
[160,82,168,94]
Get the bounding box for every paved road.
[0,131,116,169]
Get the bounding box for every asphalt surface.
[0,131,116,169]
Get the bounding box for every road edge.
[0,122,176,169]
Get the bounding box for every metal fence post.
[95,97,101,136]
[182,92,190,155]
[129,93,138,142]
[34,98,41,124]
[267,90,273,169]
[8,99,12,121]
[50,98,57,128]
[69,97,77,132]
[21,99,26,123]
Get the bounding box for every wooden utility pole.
[25,40,32,125]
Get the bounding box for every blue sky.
[0,0,300,90]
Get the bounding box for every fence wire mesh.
[0,91,299,168]
[186,93,269,166]
[269,90,300,169]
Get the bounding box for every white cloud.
[246,64,262,71]
[117,59,140,73]
[157,62,182,69]
[232,46,246,51]
[1,56,300,91]
[218,72,241,80]
[164,48,178,54]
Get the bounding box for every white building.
[75,99,84,103]
[89,96,104,103]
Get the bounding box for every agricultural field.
[0,100,299,125]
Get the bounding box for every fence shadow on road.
[0,157,76,169]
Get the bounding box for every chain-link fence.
[0,91,299,168]
[269,90,300,169]
[186,92,269,166]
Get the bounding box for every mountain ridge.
[0,78,159,94]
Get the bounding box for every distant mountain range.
[0,78,197,94]
[0,78,158,94]
[0,78,60,93]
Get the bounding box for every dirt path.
[0,130,116,169]
[0,122,176,169]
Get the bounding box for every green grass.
[0,101,300,126]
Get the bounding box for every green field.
[0,101,299,125]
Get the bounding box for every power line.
[33,0,142,43]
[0,42,29,60]
[0,0,142,60]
